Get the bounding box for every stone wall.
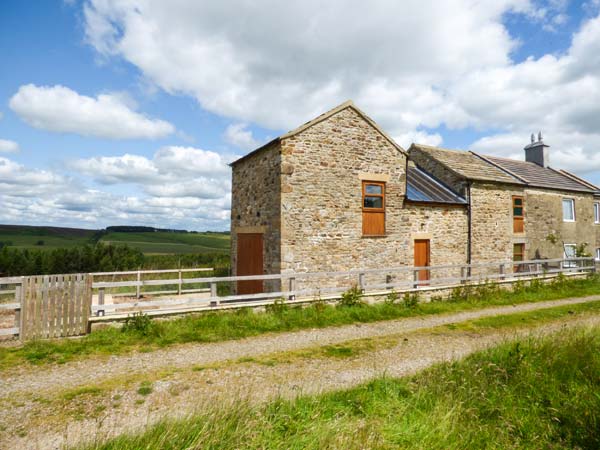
[230,141,282,290]
[469,182,525,268]
[279,106,468,289]
[525,188,598,260]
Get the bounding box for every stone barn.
[230,101,600,294]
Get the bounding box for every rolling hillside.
[0,225,230,255]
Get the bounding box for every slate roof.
[410,144,524,185]
[478,155,597,193]
[406,165,467,204]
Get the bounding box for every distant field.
[100,231,230,254]
[0,225,230,255]
[0,225,95,249]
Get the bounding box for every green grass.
[78,325,600,450]
[0,225,229,254]
[100,231,229,254]
[1,274,599,371]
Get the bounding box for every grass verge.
[78,324,600,450]
[1,273,599,370]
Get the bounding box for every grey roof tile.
[481,155,596,193]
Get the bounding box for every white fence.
[89,257,596,319]
[0,257,597,339]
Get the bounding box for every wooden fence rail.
[0,257,596,341]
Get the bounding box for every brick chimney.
[524,132,549,167]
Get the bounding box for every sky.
[1,0,600,231]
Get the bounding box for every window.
[562,198,575,222]
[596,248,600,262]
[362,181,385,236]
[564,244,577,268]
[595,202,600,224]
[512,196,524,233]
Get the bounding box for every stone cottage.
[230,101,600,293]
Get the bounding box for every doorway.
[236,233,264,294]
[414,239,430,285]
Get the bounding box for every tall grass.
[80,325,600,450]
[2,273,599,370]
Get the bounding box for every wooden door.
[414,239,430,283]
[236,233,264,295]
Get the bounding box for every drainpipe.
[466,181,472,269]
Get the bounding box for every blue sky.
[1,0,600,231]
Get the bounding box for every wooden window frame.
[362,181,386,236]
[512,195,524,233]
[362,181,385,212]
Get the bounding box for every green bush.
[384,290,399,305]
[402,292,419,308]
[339,285,363,307]
[122,312,153,335]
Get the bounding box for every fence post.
[358,273,366,293]
[592,258,597,274]
[14,284,21,339]
[97,287,105,316]
[461,266,468,284]
[210,282,218,306]
[535,263,542,277]
[288,277,296,300]
[499,263,505,281]
[177,269,182,296]
[413,270,419,289]
[136,270,141,299]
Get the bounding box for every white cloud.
[0,152,232,230]
[0,139,19,153]
[79,0,600,181]
[223,123,259,150]
[9,84,174,139]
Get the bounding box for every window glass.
[513,198,522,206]
[365,184,383,195]
[513,207,523,217]
[364,196,383,209]
[596,248,600,261]
[595,203,600,224]
[564,244,576,258]
[562,199,575,221]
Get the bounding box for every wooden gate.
[20,274,92,340]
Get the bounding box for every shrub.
[122,312,152,335]
[266,298,288,315]
[384,290,399,305]
[339,285,363,307]
[402,292,419,308]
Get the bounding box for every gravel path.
[2,295,599,397]
[1,295,600,450]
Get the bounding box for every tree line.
[0,243,230,277]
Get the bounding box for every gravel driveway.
[2,295,600,450]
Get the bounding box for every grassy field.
[78,321,600,450]
[0,225,95,249]
[99,231,229,254]
[2,273,599,370]
[0,225,230,254]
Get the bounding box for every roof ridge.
[548,168,598,192]
[471,152,529,184]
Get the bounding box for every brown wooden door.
[414,239,430,283]
[236,233,264,295]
